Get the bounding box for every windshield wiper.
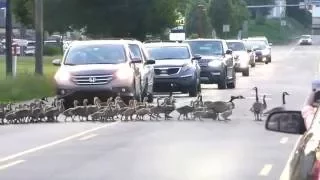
[64,63,77,66]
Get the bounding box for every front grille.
[154,67,180,75]
[72,74,113,85]
[198,59,210,66]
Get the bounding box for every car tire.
[227,69,236,89]
[267,56,271,63]
[242,67,249,76]
[62,98,73,109]
[251,62,255,68]
[142,79,153,103]
[134,78,142,102]
[217,70,227,90]
[189,77,199,97]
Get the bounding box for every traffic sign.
[223,24,230,32]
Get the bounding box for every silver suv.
[52,39,155,108]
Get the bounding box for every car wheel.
[242,67,249,76]
[189,77,199,97]
[267,56,271,63]
[227,69,236,89]
[142,78,153,103]
[217,70,227,89]
[62,98,73,109]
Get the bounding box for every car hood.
[154,59,190,67]
[199,55,224,61]
[60,64,125,75]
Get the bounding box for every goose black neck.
[255,88,259,102]
[282,93,286,105]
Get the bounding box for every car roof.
[226,40,243,43]
[184,38,225,42]
[69,40,141,46]
[144,42,189,47]
[248,36,267,39]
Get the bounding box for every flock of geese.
[0,87,290,125]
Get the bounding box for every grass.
[248,17,309,45]
[0,56,61,102]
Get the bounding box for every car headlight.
[181,63,193,72]
[54,70,71,82]
[208,60,222,67]
[115,67,134,80]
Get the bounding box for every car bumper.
[300,41,312,45]
[199,66,223,83]
[56,84,135,102]
[153,75,195,92]
[255,54,270,61]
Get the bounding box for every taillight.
[311,160,320,180]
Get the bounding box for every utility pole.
[5,0,12,76]
[35,0,43,75]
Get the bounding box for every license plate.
[199,62,208,67]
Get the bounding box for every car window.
[186,41,223,56]
[226,42,246,51]
[301,35,311,39]
[129,44,143,60]
[64,44,126,65]
[145,46,190,60]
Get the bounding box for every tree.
[12,0,180,40]
[244,0,273,18]
[185,0,212,38]
[286,0,311,27]
[208,0,248,38]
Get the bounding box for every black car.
[144,42,201,97]
[184,39,236,89]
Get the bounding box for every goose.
[205,95,244,121]
[219,95,245,121]
[176,101,195,120]
[250,87,267,121]
[150,97,163,121]
[263,92,290,116]
[121,100,136,121]
[161,99,176,120]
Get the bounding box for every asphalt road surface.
[0,38,319,180]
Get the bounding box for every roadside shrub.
[43,45,62,56]
[0,74,55,103]
[255,15,266,25]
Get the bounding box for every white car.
[299,35,312,45]
[226,40,251,76]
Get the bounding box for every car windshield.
[301,35,311,39]
[64,44,126,65]
[186,41,223,56]
[245,41,267,50]
[146,46,190,60]
[227,42,246,51]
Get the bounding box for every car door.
[285,110,320,180]
[222,41,234,79]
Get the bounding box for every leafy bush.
[43,45,62,56]
[0,74,55,103]
[255,15,266,25]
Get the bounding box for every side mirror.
[52,59,61,66]
[226,49,232,55]
[131,57,142,64]
[265,111,306,135]
[269,43,272,46]
[192,54,201,60]
[145,59,155,65]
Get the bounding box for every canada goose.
[150,97,162,121]
[250,87,267,121]
[0,105,5,124]
[176,101,194,120]
[122,100,136,121]
[219,95,245,121]
[205,95,244,121]
[263,92,290,116]
[162,99,176,120]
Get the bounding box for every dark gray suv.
[185,39,236,89]
[52,39,155,108]
[144,42,201,97]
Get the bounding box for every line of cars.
[52,37,273,108]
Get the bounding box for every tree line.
[12,0,310,40]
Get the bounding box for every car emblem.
[161,70,167,74]
[88,77,96,83]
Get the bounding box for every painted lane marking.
[0,122,120,163]
[280,137,289,144]
[259,164,273,176]
[0,160,25,171]
[79,134,98,141]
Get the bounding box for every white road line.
[79,134,98,141]
[259,164,273,176]
[0,122,120,163]
[0,160,25,171]
[280,137,289,144]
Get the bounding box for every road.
[0,39,318,180]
